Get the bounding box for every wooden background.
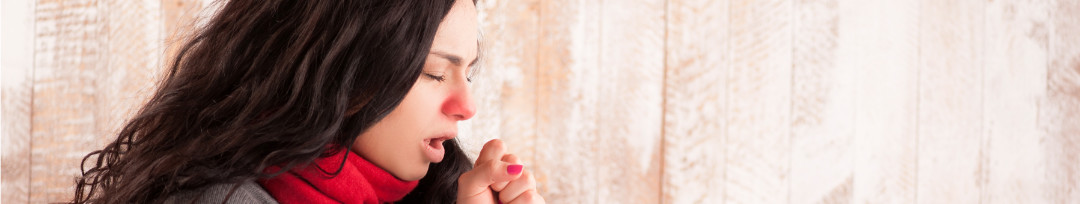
[3,0,1079,203]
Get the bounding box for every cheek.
[349,83,448,178]
[390,85,446,127]
[353,90,431,153]
[350,102,425,179]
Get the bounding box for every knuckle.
[527,190,546,203]
[502,153,518,162]
[519,190,536,201]
[498,190,513,203]
[457,171,472,185]
[522,172,537,187]
[484,139,503,149]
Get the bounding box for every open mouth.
[422,135,453,163]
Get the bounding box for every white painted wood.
[790,0,857,203]
[534,0,601,202]
[29,1,163,202]
[984,0,1052,203]
[916,0,986,203]
[840,0,920,203]
[662,0,728,203]
[30,0,109,202]
[462,0,540,167]
[99,0,164,144]
[725,0,793,203]
[595,0,665,202]
[6,0,1080,203]
[1044,0,1080,202]
[1,0,36,203]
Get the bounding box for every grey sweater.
[163,180,278,204]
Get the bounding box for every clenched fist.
[457,139,545,204]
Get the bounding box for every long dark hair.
[72,0,475,203]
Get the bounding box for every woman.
[71,0,544,203]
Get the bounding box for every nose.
[441,84,476,121]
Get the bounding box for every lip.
[422,132,456,163]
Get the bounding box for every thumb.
[458,160,525,198]
[491,154,522,192]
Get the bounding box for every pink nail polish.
[507,165,523,175]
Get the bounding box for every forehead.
[430,0,478,61]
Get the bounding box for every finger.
[498,171,536,203]
[491,154,521,191]
[507,189,545,204]
[501,154,521,164]
[458,160,524,199]
[475,139,506,167]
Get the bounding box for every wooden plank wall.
[3,0,1079,203]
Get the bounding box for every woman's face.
[351,0,478,181]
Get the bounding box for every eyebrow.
[429,50,478,67]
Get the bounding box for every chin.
[396,166,429,181]
[400,173,426,181]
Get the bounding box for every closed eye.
[424,73,446,82]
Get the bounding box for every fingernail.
[507,164,523,175]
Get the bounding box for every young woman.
[71,0,544,203]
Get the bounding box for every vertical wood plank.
[1045,0,1080,202]
[11,0,1080,202]
[2,0,36,203]
[535,0,601,202]
[98,0,163,148]
[30,0,163,202]
[790,0,856,203]
[840,0,920,203]
[983,0,1051,203]
[595,0,664,202]
[916,0,985,203]
[662,0,729,203]
[31,0,106,201]
[464,0,540,168]
[725,0,793,203]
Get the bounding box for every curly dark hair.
[72,0,476,203]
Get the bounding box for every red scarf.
[259,149,419,204]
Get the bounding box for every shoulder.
[163,180,278,204]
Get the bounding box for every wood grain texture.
[98,0,163,148]
[917,0,985,203]
[1045,0,1080,202]
[8,0,1080,203]
[2,1,36,203]
[725,0,793,203]
[30,0,108,202]
[535,0,601,202]
[984,0,1051,203]
[662,0,728,203]
[28,1,163,202]
[595,0,665,203]
[841,0,920,203]
[790,0,855,203]
[462,0,540,167]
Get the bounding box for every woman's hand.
[458,139,546,204]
